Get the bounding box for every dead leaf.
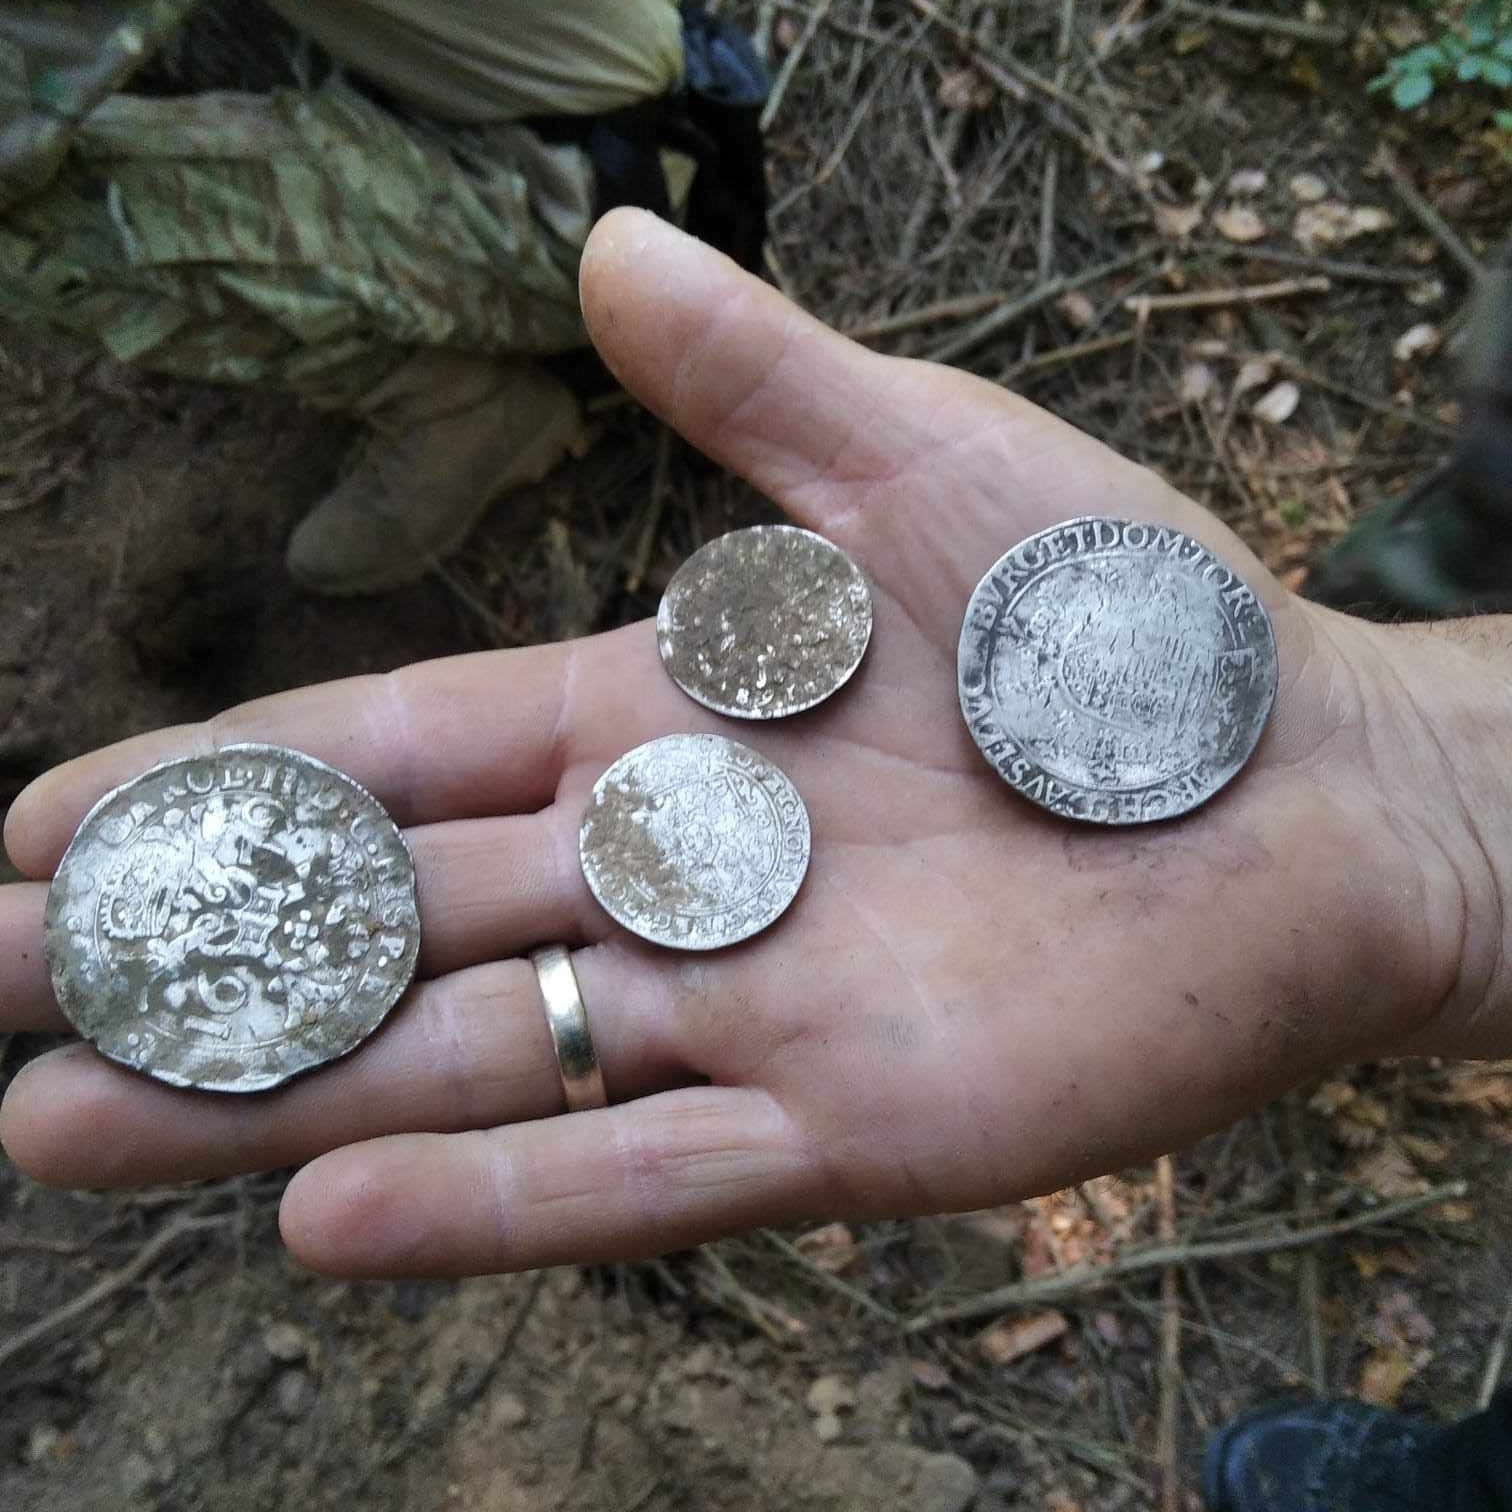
[1359,1344,1424,1408]
[1046,1494,1083,1512]
[1349,1246,1425,1281]
[1174,25,1211,54]
[1375,1289,1436,1348]
[794,1222,861,1275]
[936,66,995,112]
[1254,380,1301,425]
[1057,291,1097,329]
[910,1359,952,1392]
[959,1207,1028,1248]
[1393,323,1442,363]
[774,15,800,50]
[1155,203,1203,240]
[1234,355,1277,398]
[1405,237,1439,265]
[1349,1141,1431,1202]
[1215,205,1268,243]
[1289,54,1323,92]
[1288,173,1328,204]
[978,1310,1070,1367]
[1396,1133,1450,1165]
[1180,362,1218,404]
[1228,168,1268,197]
[1191,337,1231,358]
[1431,1199,1476,1224]
[1293,202,1395,252]
[806,1375,856,1417]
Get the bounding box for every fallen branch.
[1125,276,1330,317]
[761,1229,900,1324]
[1171,1,1345,45]
[1279,358,1459,439]
[907,0,1148,194]
[761,0,837,132]
[903,1180,1467,1333]
[1479,1290,1512,1411]
[926,248,1151,366]
[0,1214,230,1373]
[1379,152,1484,283]
[1004,330,1137,381]
[1156,1156,1182,1512]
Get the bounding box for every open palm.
[0,211,1483,1277]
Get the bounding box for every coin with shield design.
[579,733,811,951]
[958,518,1279,825]
[44,745,420,1093]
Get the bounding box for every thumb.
[578,209,1277,641]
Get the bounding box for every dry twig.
[904,1180,1468,1332]
[1156,1156,1182,1512]
[1479,1290,1512,1412]
[0,1213,230,1374]
[927,248,1151,366]
[1124,276,1330,317]
[1379,152,1484,283]
[1170,1,1345,44]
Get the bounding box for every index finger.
[3,630,624,879]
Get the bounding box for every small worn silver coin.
[657,525,873,719]
[44,744,421,1094]
[579,733,811,951]
[958,517,1279,825]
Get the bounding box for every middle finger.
[0,942,693,1187]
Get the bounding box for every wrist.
[1327,608,1512,1058]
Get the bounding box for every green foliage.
[1370,1,1512,111]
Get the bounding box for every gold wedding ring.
[530,946,608,1113]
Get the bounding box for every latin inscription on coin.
[958,518,1279,825]
[44,745,421,1094]
[579,734,811,951]
[658,525,873,719]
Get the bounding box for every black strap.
[531,3,771,272]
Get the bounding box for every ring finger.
[0,941,694,1188]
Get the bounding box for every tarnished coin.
[958,518,1278,825]
[44,744,420,1094]
[657,525,873,719]
[579,734,811,951]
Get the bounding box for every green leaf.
[1494,108,1512,129]
[1392,70,1436,108]
[1401,43,1448,69]
[1484,58,1512,85]
[1496,35,1512,60]
[1467,1,1499,45]
[1460,53,1486,80]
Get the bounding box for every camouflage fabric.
[0,1,203,213]
[0,1,675,410]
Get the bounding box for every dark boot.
[1308,268,1512,622]
[1203,1398,1454,1511]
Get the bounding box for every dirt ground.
[4,3,1512,1508]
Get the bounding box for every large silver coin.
[579,734,811,951]
[958,518,1279,825]
[44,744,420,1094]
[657,525,873,719]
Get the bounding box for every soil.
[4,3,1512,1509]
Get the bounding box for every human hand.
[2,210,1508,1277]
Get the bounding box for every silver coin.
[657,525,873,720]
[43,744,421,1094]
[958,517,1279,825]
[579,734,811,951]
